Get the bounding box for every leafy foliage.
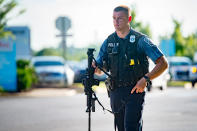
[0,0,25,38]
[130,5,152,37]
[34,44,101,61]
[0,86,4,93]
[171,19,185,56]
[170,19,197,60]
[34,48,60,56]
[184,33,197,60]
[17,60,37,91]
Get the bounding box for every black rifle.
[82,48,99,131]
[83,48,113,131]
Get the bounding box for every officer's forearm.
[145,56,168,80]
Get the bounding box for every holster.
[105,77,117,97]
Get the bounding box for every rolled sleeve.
[138,36,163,63]
[96,39,108,67]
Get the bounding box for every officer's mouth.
[114,25,120,28]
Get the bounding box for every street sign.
[55,16,72,59]
[56,16,71,32]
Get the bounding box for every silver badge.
[130,35,135,43]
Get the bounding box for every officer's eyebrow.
[112,16,124,19]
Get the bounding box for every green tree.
[171,19,185,56]
[34,47,87,61]
[17,59,37,91]
[159,18,197,59]
[35,48,61,56]
[184,34,197,60]
[34,44,101,61]
[0,0,25,38]
[130,5,152,37]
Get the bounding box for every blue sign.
[0,39,17,91]
[159,39,175,56]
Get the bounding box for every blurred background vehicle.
[167,56,192,81]
[148,60,170,91]
[31,56,74,87]
[67,59,107,83]
[190,52,197,87]
[67,60,86,83]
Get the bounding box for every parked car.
[190,52,197,87]
[67,60,86,83]
[148,60,170,91]
[167,56,192,81]
[67,59,107,83]
[31,56,74,87]
[190,65,197,87]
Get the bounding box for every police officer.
[94,5,168,131]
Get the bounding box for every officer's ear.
[129,16,132,23]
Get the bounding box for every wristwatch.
[143,75,151,83]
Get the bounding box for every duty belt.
[117,80,136,88]
[105,78,136,92]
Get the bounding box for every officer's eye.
[118,17,124,21]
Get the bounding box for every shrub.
[0,86,4,93]
[17,59,37,92]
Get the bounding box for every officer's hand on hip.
[131,77,147,94]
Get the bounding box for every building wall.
[5,26,31,60]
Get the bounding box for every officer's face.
[113,11,129,31]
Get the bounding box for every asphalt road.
[0,87,197,131]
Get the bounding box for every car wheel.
[147,85,152,92]
[192,80,197,88]
[159,86,163,90]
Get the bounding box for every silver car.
[167,56,192,81]
[31,56,74,87]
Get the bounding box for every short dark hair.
[113,5,130,17]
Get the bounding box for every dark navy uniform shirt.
[96,29,163,67]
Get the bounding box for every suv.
[190,52,197,87]
[167,56,192,81]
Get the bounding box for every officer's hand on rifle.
[131,77,147,94]
[92,61,103,75]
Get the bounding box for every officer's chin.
[114,26,120,30]
[115,27,123,32]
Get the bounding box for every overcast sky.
[8,0,197,51]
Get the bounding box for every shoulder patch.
[143,37,153,45]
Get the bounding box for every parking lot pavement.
[0,84,109,97]
[1,83,196,98]
[0,86,197,131]
[0,86,83,97]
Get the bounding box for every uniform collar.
[115,29,132,40]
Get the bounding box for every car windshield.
[170,62,190,66]
[34,61,64,67]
